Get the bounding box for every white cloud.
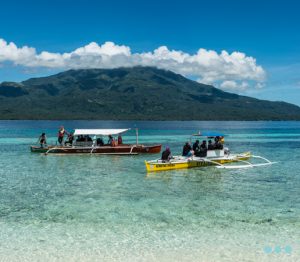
[255,82,265,89]
[0,38,266,91]
[220,80,249,91]
[0,39,36,65]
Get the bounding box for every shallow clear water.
[0,121,299,261]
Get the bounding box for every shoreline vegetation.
[1,66,300,121]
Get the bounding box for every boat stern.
[30,145,48,153]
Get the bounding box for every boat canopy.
[73,129,130,136]
[192,131,225,137]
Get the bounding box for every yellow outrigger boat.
[145,132,276,172]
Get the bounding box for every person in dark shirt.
[108,135,114,145]
[38,133,47,148]
[182,142,192,156]
[161,146,172,162]
[208,140,214,150]
[193,140,201,156]
[65,133,74,146]
[199,140,207,157]
[214,137,223,149]
[78,135,85,142]
[97,137,104,146]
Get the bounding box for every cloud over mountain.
[0,38,266,91]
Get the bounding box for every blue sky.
[0,0,300,105]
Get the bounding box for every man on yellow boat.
[161,146,172,162]
[199,140,208,157]
[182,142,192,156]
[214,136,223,150]
[208,140,214,150]
[193,140,201,156]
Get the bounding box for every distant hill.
[0,66,300,120]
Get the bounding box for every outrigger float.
[145,132,276,172]
[30,129,161,155]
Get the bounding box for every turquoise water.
[0,121,299,261]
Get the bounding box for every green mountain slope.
[0,66,299,120]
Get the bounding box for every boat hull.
[145,152,251,172]
[30,144,161,155]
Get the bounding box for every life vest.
[58,129,65,138]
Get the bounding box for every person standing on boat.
[108,135,114,145]
[57,126,68,146]
[38,133,47,148]
[182,142,192,156]
[161,146,172,162]
[65,132,74,146]
[118,135,123,145]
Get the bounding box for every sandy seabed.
[0,222,298,262]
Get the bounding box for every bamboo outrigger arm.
[130,145,136,154]
[45,147,68,155]
[215,155,277,169]
[45,147,57,155]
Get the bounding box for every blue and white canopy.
[73,129,130,136]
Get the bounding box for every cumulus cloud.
[0,39,36,65]
[0,38,266,91]
[220,80,249,91]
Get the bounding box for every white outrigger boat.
[145,132,276,172]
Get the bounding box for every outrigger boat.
[145,132,276,172]
[30,128,161,155]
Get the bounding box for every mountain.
[0,66,300,120]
